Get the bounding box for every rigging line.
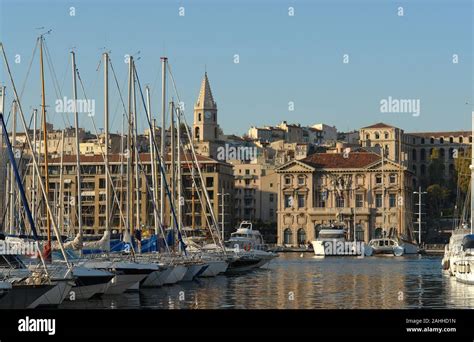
[176,124,220,247]
[134,63,185,255]
[167,64,225,250]
[18,38,39,100]
[74,62,130,235]
[43,40,73,130]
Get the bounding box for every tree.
[454,147,471,195]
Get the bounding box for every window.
[420,149,426,161]
[375,132,380,139]
[297,229,306,245]
[440,137,444,144]
[269,209,274,217]
[206,177,214,187]
[285,177,291,185]
[430,137,434,144]
[376,175,382,184]
[317,192,326,208]
[283,229,292,245]
[384,132,389,139]
[298,176,305,185]
[459,137,464,143]
[269,194,274,202]
[389,194,396,208]
[245,169,250,175]
[375,194,382,208]
[298,194,305,208]
[336,195,345,208]
[449,137,454,143]
[270,183,273,188]
[284,195,292,208]
[389,174,396,183]
[198,113,202,121]
[356,194,363,208]
[412,149,417,161]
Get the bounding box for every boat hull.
[163,265,187,285]
[0,284,56,309]
[29,279,74,307]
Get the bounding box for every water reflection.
[59,254,474,309]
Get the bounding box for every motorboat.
[367,237,418,256]
[453,235,474,284]
[311,223,371,257]
[224,221,277,273]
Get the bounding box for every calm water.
[59,253,474,309]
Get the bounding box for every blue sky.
[0,0,472,136]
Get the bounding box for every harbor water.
[59,253,474,309]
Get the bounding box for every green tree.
[454,147,471,195]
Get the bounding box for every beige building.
[24,153,234,235]
[233,160,278,223]
[359,122,472,184]
[276,151,415,246]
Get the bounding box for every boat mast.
[170,100,175,232]
[160,57,167,226]
[146,86,159,235]
[132,60,140,233]
[31,108,38,228]
[103,52,110,233]
[71,51,83,253]
[471,111,474,234]
[8,100,16,235]
[39,37,52,256]
[176,106,182,233]
[126,56,133,236]
[57,130,65,232]
[381,146,385,237]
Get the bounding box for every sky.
[0,0,472,137]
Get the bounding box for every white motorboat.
[453,235,474,284]
[367,237,418,256]
[442,226,471,275]
[311,224,371,257]
[224,221,277,273]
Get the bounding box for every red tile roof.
[361,122,394,129]
[47,153,216,164]
[302,152,380,169]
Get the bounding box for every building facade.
[24,153,234,236]
[276,152,415,246]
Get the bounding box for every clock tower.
[193,72,218,143]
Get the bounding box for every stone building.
[24,153,234,235]
[276,151,415,246]
[233,160,278,224]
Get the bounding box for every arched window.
[440,137,444,144]
[420,148,426,161]
[449,148,454,160]
[283,228,293,245]
[384,132,389,139]
[375,132,380,139]
[195,127,200,140]
[439,148,445,160]
[297,228,306,245]
[430,137,435,144]
[421,164,426,175]
[449,137,454,143]
[459,137,463,143]
[314,224,322,238]
[198,113,202,121]
[412,148,417,161]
